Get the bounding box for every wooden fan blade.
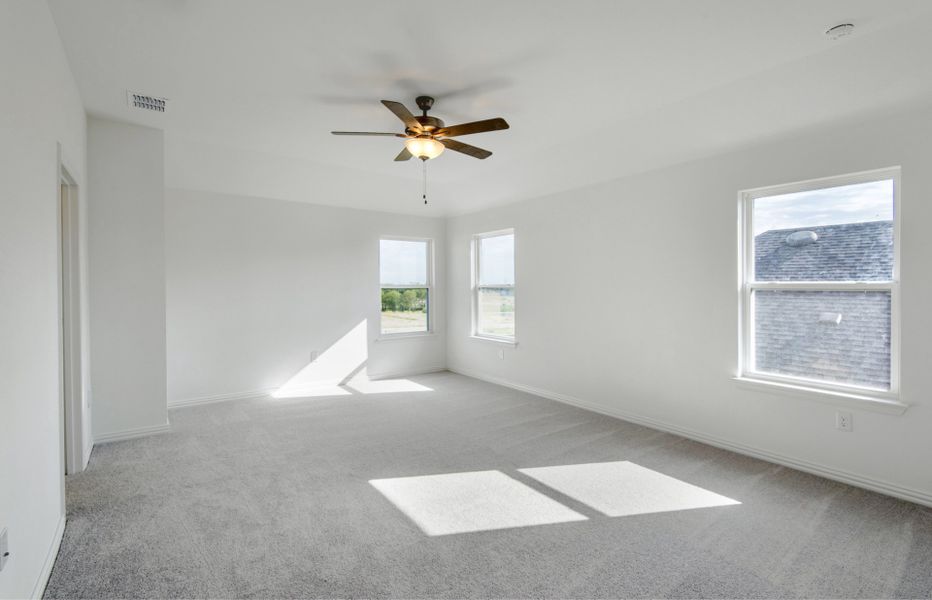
[381,100,422,132]
[394,147,413,161]
[441,138,492,159]
[331,131,405,136]
[436,117,509,138]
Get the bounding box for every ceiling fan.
[331,96,509,161]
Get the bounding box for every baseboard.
[31,513,66,599]
[168,369,447,408]
[82,440,92,470]
[168,388,272,409]
[448,366,932,508]
[366,365,447,381]
[94,419,171,444]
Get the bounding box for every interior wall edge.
[31,514,66,600]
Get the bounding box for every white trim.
[747,281,895,291]
[366,366,446,380]
[379,236,434,337]
[31,514,66,600]
[168,389,272,409]
[741,166,903,198]
[83,438,93,467]
[468,335,518,347]
[447,366,932,508]
[732,376,907,415]
[738,167,901,402]
[374,331,437,342]
[94,420,171,444]
[471,228,517,342]
[174,369,445,407]
[58,160,86,476]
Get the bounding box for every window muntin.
[473,231,515,340]
[380,238,431,335]
[740,169,899,397]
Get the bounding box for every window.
[472,229,515,341]
[380,238,432,335]
[739,169,899,400]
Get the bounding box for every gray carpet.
[45,372,932,598]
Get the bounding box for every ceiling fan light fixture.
[405,136,445,160]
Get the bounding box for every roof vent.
[785,231,818,247]
[127,91,168,113]
[825,23,854,40]
[819,312,842,325]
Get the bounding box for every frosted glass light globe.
[405,136,445,160]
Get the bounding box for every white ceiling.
[49,0,932,216]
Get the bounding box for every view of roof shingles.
[753,221,893,390]
[755,221,893,281]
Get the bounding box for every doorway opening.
[59,161,87,475]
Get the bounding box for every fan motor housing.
[409,115,444,134]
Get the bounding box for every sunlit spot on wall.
[370,470,587,536]
[272,320,368,399]
[519,460,740,517]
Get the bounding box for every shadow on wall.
[271,319,432,398]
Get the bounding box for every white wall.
[446,104,932,505]
[0,2,87,597]
[165,188,445,405]
[87,118,168,440]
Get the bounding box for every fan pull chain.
[422,159,428,205]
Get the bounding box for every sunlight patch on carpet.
[519,460,740,517]
[370,470,587,536]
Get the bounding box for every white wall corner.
[31,514,66,600]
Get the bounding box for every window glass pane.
[381,288,428,334]
[753,290,891,390]
[753,180,893,281]
[380,239,428,286]
[477,287,515,338]
[478,234,514,285]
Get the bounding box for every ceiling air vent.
[127,91,168,113]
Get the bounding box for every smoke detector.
[127,91,168,113]
[825,23,854,40]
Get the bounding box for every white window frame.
[471,228,516,344]
[737,167,904,413]
[378,236,434,339]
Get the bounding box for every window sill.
[732,376,908,415]
[469,335,517,347]
[375,332,436,342]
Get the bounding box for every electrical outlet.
[309,350,319,362]
[836,411,853,432]
[0,528,9,572]
[497,348,505,360]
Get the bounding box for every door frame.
[58,146,87,476]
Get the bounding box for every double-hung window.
[738,168,900,404]
[472,229,515,341]
[380,238,432,336]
